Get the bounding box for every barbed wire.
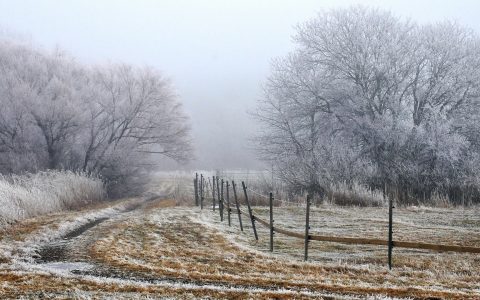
[245,187,271,200]
[200,191,296,224]
[245,186,306,207]
[275,198,304,206]
[196,175,308,210]
[201,181,303,207]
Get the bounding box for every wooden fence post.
[193,178,197,206]
[217,176,221,218]
[232,180,243,231]
[226,181,231,226]
[200,174,204,210]
[220,179,224,221]
[212,176,216,211]
[241,181,258,240]
[388,195,394,270]
[304,194,311,261]
[269,192,274,252]
[194,173,199,206]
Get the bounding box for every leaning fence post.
[388,195,394,270]
[304,194,311,261]
[269,192,274,252]
[241,181,258,240]
[226,181,231,226]
[232,180,243,231]
[220,179,224,221]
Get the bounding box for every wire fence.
[193,173,480,270]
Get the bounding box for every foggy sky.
[1,0,480,170]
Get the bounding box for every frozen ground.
[0,187,478,299]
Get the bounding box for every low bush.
[0,170,105,225]
[326,182,385,207]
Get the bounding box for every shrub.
[326,182,386,207]
[0,170,105,225]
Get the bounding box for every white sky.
[0,0,479,170]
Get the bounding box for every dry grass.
[88,204,480,299]
[0,197,135,243]
[1,191,478,299]
[0,170,105,225]
[0,271,315,299]
[146,171,195,206]
[326,182,386,207]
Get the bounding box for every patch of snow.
[38,262,94,273]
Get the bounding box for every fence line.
[193,173,480,269]
[253,213,480,253]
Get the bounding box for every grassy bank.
[0,170,105,225]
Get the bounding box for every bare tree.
[78,64,192,196]
[254,6,480,205]
[0,38,192,196]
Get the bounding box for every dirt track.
[0,198,336,299]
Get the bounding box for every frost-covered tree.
[254,6,480,205]
[0,37,192,196]
[78,64,192,196]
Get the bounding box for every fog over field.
[2,0,480,170]
[1,2,480,299]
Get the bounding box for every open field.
[0,185,478,299]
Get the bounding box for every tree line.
[254,6,480,205]
[0,37,192,197]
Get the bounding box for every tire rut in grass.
[34,197,321,297]
[33,201,350,299]
[34,196,162,263]
[35,217,109,263]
